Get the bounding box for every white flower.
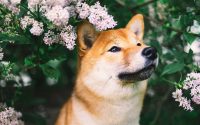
[172,89,193,111]
[173,72,200,111]
[185,38,200,53]
[20,16,44,36]
[192,94,200,104]
[27,0,42,11]
[43,25,76,50]
[10,0,21,5]
[42,0,67,7]
[4,14,12,25]
[30,21,44,36]
[188,20,200,34]
[20,16,35,30]
[178,97,193,111]
[0,0,21,14]
[172,89,182,100]
[76,2,90,19]
[43,30,59,45]
[60,25,77,50]
[75,1,117,31]
[45,5,70,26]
[88,2,117,31]
[0,104,24,125]
[0,0,9,5]
[10,0,117,49]
[20,73,32,87]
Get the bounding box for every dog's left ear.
[77,21,99,56]
[126,14,144,40]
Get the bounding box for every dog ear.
[126,14,144,40]
[77,21,98,54]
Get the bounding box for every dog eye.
[108,46,121,52]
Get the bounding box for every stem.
[162,78,176,85]
[20,4,38,19]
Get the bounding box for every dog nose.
[142,47,157,60]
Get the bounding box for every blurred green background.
[1,0,200,125]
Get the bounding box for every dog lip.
[118,64,156,82]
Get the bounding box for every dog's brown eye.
[108,46,121,52]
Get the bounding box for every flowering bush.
[0,0,117,124]
[0,0,116,49]
[0,0,117,84]
[0,0,200,125]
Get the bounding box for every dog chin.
[118,64,156,83]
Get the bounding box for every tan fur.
[56,14,154,125]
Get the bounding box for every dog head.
[76,14,158,98]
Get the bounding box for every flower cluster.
[77,1,117,31]
[60,25,77,50]
[0,103,24,125]
[0,0,117,50]
[172,89,193,111]
[172,72,200,111]
[45,5,70,27]
[0,0,21,14]
[20,16,44,36]
[43,25,76,50]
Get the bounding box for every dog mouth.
[118,64,156,82]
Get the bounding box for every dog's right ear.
[77,21,98,56]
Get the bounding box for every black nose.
[142,47,157,60]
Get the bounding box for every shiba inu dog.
[56,14,158,125]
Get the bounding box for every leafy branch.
[115,0,200,38]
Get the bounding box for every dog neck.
[71,79,147,125]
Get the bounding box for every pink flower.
[30,21,44,36]
[9,0,117,49]
[45,5,70,26]
[43,25,77,50]
[172,89,182,101]
[76,1,117,31]
[178,97,193,111]
[20,16,43,36]
[0,103,24,125]
[192,95,200,104]
[172,89,193,111]
[88,2,117,31]
[0,0,21,14]
[173,72,200,111]
[20,16,34,29]
[60,25,77,50]
[76,2,90,19]
[43,30,59,45]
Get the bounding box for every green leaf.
[183,33,196,44]
[24,56,37,67]
[0,33,31,44]
[159,0,169,4]
[39,64,60,80]
[161,62,185,76]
